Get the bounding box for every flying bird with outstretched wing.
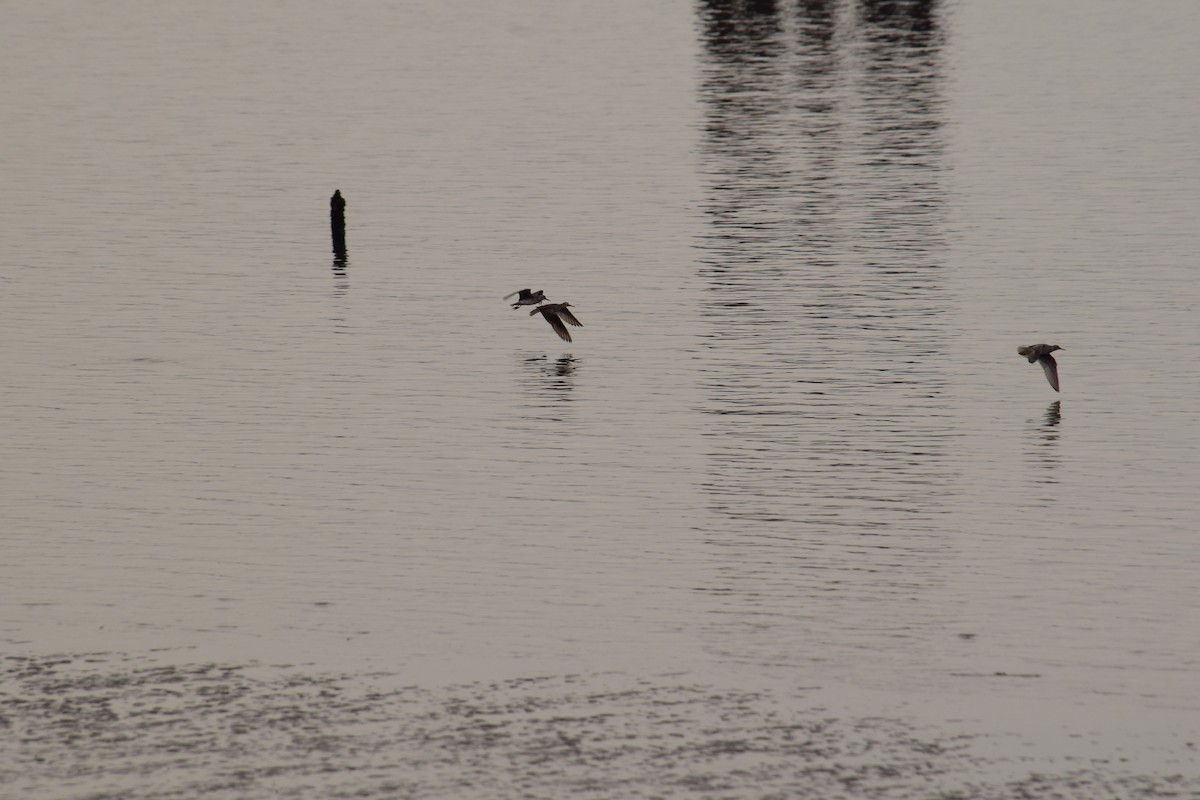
[530,303,583,343]
[1017,343,1064,392]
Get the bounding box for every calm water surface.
[2,0,1198,795]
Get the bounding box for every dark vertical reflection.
[695,0,955,666]
[329,253,351,333]
[1024,401,1062,495]
[514,353,579,425]
[331,252,349,299]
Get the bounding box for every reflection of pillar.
[860,0,938,31]
[694,0,951,538]
[691,0,954,674]
[330,189,347,256]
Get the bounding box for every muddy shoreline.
[2,652,1196,799]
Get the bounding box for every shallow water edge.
[3,650,1196,799]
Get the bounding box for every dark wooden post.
[330,189,347,255]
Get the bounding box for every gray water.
[2,1,1199,796]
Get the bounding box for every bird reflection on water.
[549,355,576,379]
[1025,401,1062,495]
[516,353,579,420]
[1041,400,1062,429]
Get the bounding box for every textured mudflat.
[1,653,1195,799]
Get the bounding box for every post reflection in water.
[694,0,956,669]
[331,251,349,281]
[330,252,351,329]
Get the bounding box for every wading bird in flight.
[1017,343,1064,392]
[504,289,548,308]
[530,303,583,343]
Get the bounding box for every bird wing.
[557,307,583,327]
[544,312,572,342]
[1039,355,1060,392]
[503,289,530,300]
